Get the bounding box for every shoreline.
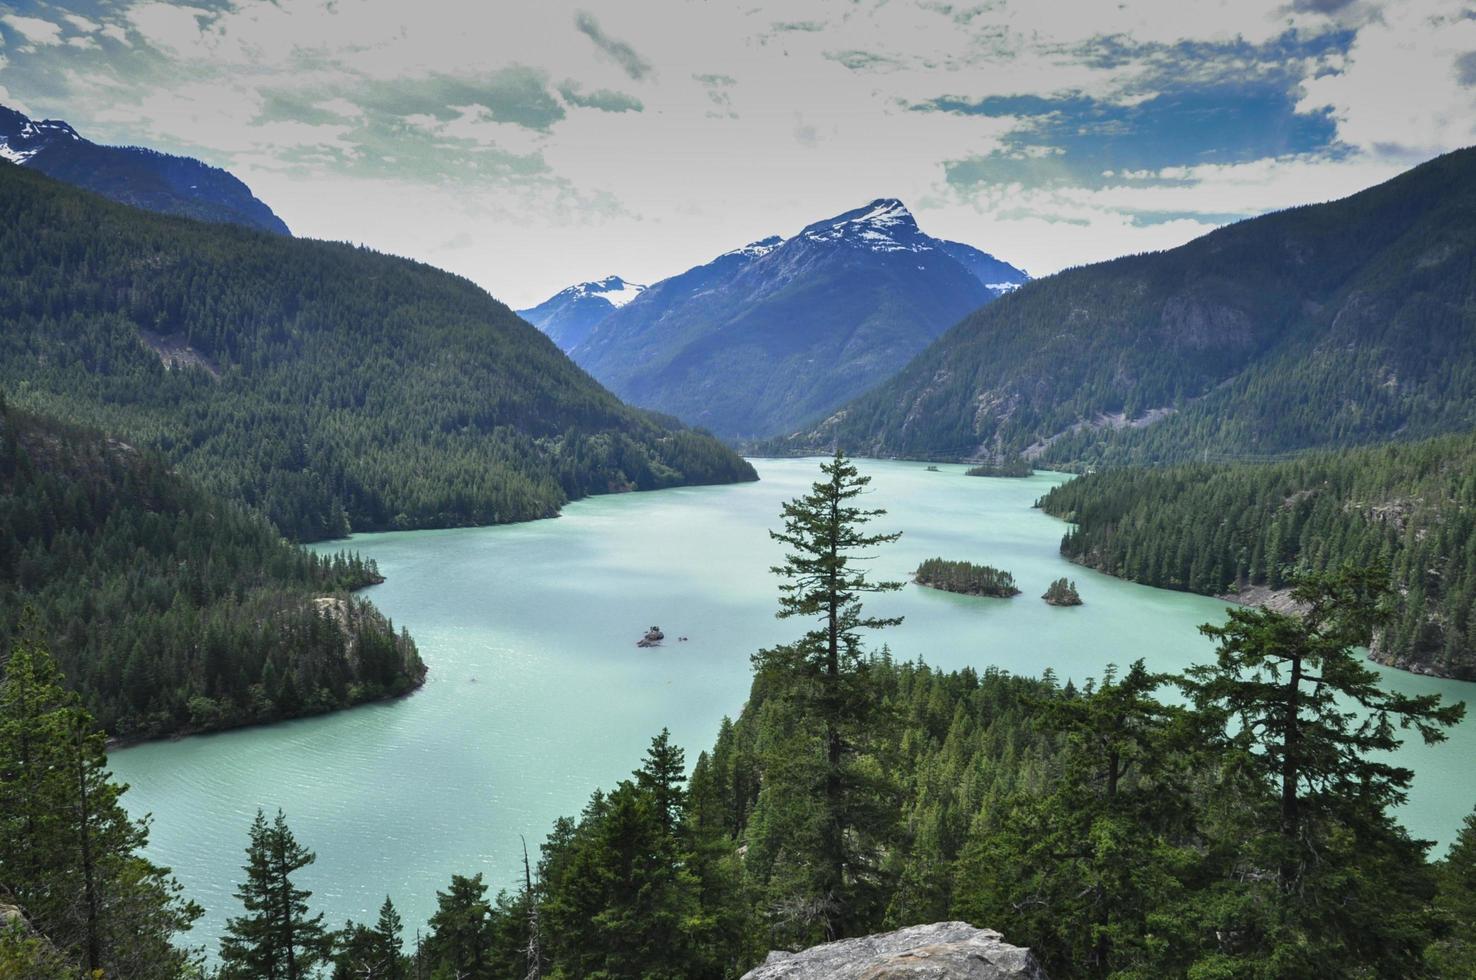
[105,670,429,753]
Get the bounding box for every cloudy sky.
[1,0,1474,307]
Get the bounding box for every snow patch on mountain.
[722,235,786,259]
[559,275,647,308]
[0,116,81,164]
[796,198,934,254]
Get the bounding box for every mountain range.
[774,147,1476,465]
[1,103,290,235]
[523,199,1028,440]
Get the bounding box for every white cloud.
[0,0,1470,306]
[1298,0,1476,156]
[62,13,101,33]
[2,14,64,48]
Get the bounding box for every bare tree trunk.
[73,721,102,973]
[522,835,542,980]
[1279,652,1303,891]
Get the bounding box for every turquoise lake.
[109,458,1476,952]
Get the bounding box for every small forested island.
[914,557,1020,597]
[1042,577,1083,605]
[966,457,1034,477]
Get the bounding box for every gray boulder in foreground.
[741,922,1048,979]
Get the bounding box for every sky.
[1,0,1474,308]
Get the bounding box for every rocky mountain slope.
[775,147,1476,465]
[1,102,289,234]
[563,199,1028,439]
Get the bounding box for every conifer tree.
[220,808,331,979]
[333,896,407,980]
[1185,566,1466,974]
[0,614,201,977]
[1428,807,1476,974]
[753,450,903,941]
[1189,567,1465,886]
[953,661,1200,977]
[424,873,493,978]
[636,728,687,839]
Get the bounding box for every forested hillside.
[0,162,754,542]
[775,147,1476,465]
[0,396,424,738]
[1038,431,1476,678]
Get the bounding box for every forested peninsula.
[0,396,424,739]
[1038,430,1476,678]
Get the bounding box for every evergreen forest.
[4,454,1473,979]
[0,163,754,544]
[0,395,424,739]
[1038,430,1476,678]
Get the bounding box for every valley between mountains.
[4,82,1476,980]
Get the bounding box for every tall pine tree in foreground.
[1184,566,1466,977]
[750,450,904,943]
[220,809,332,979]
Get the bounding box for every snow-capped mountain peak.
[559,275,647,308]
[798,198,931,253]
[0,102,291,234]
[518,276,649,350]
[0,112,81,165]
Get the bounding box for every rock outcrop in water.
[740,922,1048,980]
[637,626,666,648]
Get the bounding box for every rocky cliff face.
[741,922,1048,980]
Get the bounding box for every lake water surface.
[110,458,1476,951]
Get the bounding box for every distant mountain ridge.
[517,275,648,351]
[0,103,290,235]
[774,147,1476,465]
[533,198,1027,439]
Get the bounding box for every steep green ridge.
[1038,430,1476,678]
[0,396,424,738]
[775,147,1476,464]
[0,163,754,541]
